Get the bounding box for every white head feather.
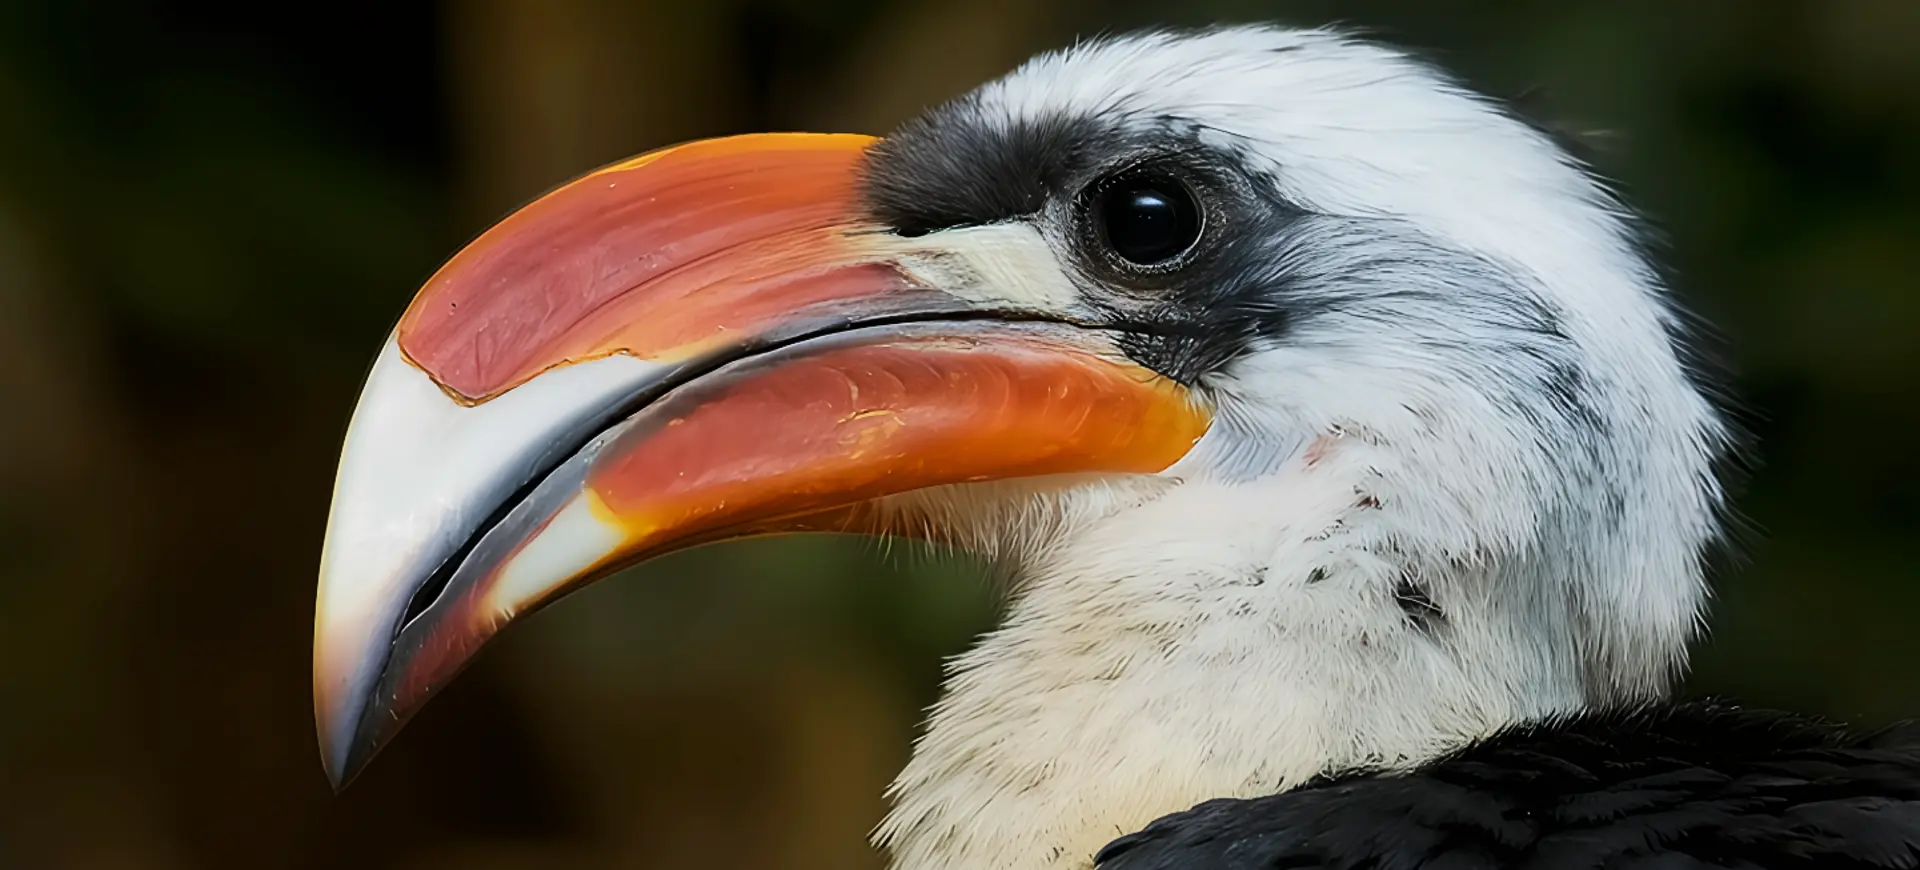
[855,25,1729,870]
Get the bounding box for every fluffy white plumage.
[851,25,1730,870]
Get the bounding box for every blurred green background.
[1,0,1916,867]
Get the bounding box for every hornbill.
[313,25,1920,869]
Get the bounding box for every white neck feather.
[862,25,1730,870]
[873,436,1591,870]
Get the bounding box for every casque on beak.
[313,133,1212,789]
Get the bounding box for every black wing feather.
[1095,702,1920,869]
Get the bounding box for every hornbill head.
[315,25,1727,869]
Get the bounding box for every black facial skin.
[859,96,1307,387]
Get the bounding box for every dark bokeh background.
[1,0,1916,867]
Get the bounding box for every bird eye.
[1094,173,1201,267]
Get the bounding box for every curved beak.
[313,133,1212,789]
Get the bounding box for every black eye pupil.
[1099,177,1199,266]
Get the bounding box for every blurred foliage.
[0,0,1915,867]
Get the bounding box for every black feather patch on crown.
[859,95,1123,236]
